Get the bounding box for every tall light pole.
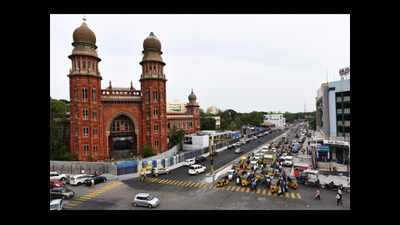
[209,137,214,175]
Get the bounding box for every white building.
[183,130,237,151]
[264,114,286,129]
[167,99,187,113]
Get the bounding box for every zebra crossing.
[63,181,123,209]
[145,177,302,199]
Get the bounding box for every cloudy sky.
[50,14,349,113]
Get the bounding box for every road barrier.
[116,160,137,175]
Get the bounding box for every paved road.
[61,125,350,210]
[135,129,284,184]
[64,175,350,210]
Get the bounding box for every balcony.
[337,108,351,114]
[337,120,350,127]
[336,96,350,102]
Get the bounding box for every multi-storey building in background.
[66,19,200,161]
[315,67,350,140]
[264,114,286,129]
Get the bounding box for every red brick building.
[67,19,200,161]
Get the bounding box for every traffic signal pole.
[210,138,214,174]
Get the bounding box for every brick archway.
[106,111,140,158]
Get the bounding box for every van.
[69,174,94,186]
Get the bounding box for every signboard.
[316,146,330,151]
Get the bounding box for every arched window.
[146,89,150,104]
[153,90,158,102]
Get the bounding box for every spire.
[108,80,112,89]
[83,15,87,23]
[150,32,155,36]
[130,81,133,90]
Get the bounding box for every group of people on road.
[313,185,344,207]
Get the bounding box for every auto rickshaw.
[241,173,251,187]
[270,178,280,193]
[288,176,299,189]
[217,177,230,187]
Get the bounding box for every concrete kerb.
[203,131,288,184]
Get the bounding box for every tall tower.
[186,89,200,132]
[68,18,103,161]
[140,32,168,154]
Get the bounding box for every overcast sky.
[50,14,349,113]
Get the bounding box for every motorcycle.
[324,181,339,190]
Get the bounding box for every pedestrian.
[336,193,341,206]
[313,188,321,200]
[91,178,95,187]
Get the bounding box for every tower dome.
[188,89,197,102]
[143,32,161,51]
[73,20,96,46]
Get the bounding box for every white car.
[152,167,170,177]
[283,160,293,167]
[188,164,206,175]
[68,174,94,186]
[50,171,68,181]
[50,199,63,211]
[183,158,195,167]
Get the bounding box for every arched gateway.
[106,112,140,159]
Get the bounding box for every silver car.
[132,193,160,208]
[50,199,63,211]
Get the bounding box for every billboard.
[316,146,330,151]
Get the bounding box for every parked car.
[188,164,206,175]
[50,199,63,211]
[151,167,170,177]
[50,187,75,200]
[183,158,196,167]
[83,176,107,186]
[132,193,160,208]
[50,179,65,189]
[69,174,94,186]
[234,148,244,154]
[50,171,68,181]
[195,156,207,163]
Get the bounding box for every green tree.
[200,117,216,130]
[168,128,186,150]
[50,97,76,161]
[142,145,153,158]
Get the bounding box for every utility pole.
[209,137,214,174]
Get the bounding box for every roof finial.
[83,15,87,22]
[109,80,112,89]
[150,32,155,36]
[130,81,133,89]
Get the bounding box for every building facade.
[315,83,330,136]
[67,19,200,161]
[315,68,350,140]
[264,114,286,128]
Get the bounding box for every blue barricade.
[161,159,165,167]
[152,160,157,168]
